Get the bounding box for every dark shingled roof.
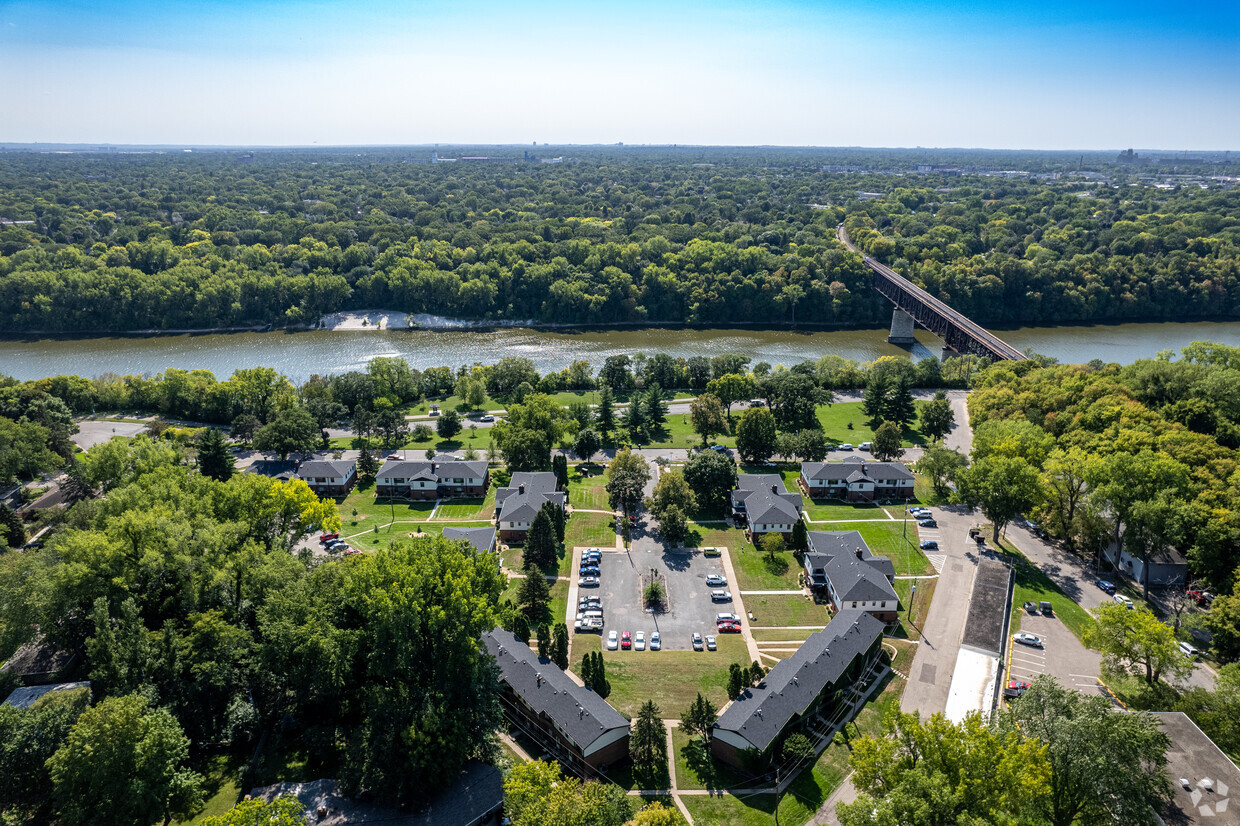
[296,459,356,479]
[483,627,629,752]
[801,460,914,483]
[804,531,898,604]
[731,474,803,525]
[496,472,559,504]
[713,609,884,752]
[244,459,298,480]
[433,460,489,479]
[443,526,497,554]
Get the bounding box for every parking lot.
[1007,609,1106,699]
[576,545,737,652]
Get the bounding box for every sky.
[1,0,1237,149]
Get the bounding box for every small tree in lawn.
[536,624,549,659]
[727,663,745,700]
[761,531,786,563]
[524,509,557,571]
[871,420,905,462]
[791,519,808,552]
[550,623,569,669]
[680,693,718,743]
[750,661,765,686]
[689,393,729,447]
[582,652,595,688]
[573,428,602,465]
[518,562,550,624]
[358,444,380,483]
[436,408,462,440]
[630,701,668,779]
[589,651,610,698]
[781,733,815,767]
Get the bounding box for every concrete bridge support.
[888,309,916,345]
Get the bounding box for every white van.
[859,442,872,451]
[1179,641,1200,659]
[576,609,604,622]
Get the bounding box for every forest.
[0,147,1236,332]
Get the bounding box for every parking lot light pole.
[908,583,916,620]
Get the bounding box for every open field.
[565,511,616,549]
[744,594,828,628]
[436,487,497,519]
[567,470,610,510]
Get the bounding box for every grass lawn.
[347,521,495,551]
[336,487,436,537]
[851,521,933,577]
[174,752,245,824]
[892,576,937,641]
[674,728,754,791]
[816,402,926,447]
[500,578,569,628]
[744,594,829,628]
[642,415,737,451]
[435,486,497,519]
[731,546,803,591]
[683,523,749,551]
[570,634,744,718]
[404,392,504,416]
[568,469,611,510]
[502,540,572,578]
[565,511,617,550]
[749,627,821,642]
[805,502,893,522]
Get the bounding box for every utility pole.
[908,583,917,620]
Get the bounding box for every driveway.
[73,418,147,449]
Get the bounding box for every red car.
[1007,679,1031,690]
[319,532,339,543]
[717,621,741,633]
[621,631,632,650]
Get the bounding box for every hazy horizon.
[2,0,1238,149]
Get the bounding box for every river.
[4,320,1240,383]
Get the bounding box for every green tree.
[47,694,204,826]
[596,385,616,437]
[437,408,462,440]
[1084,603,1193,685]
[606,450,650,517]
[682,449,737,514]
[503,759,633,826]
[886,375,917,428]
[689,393,729,446]
[679,692,718,742]
[1204,590,1240,663]
[653,504,689,545]
[862,373,891,428]
[229,413,262,446]
[630,700,668,778]
[0,502,25,549]
[781,732,815,766]
[706,373,755,423]
[956,455,1042,542]
[644,383,668,428]
[553,454,570,490]
[1039,447,1099,548]
[918,390,955,443]
[573,428,602,464]
[357,443,380,482]
[252,406,318,460]
[1175,663,1240,760]
[1000,676,1172,826]
[200,796,307,826]
[914,445,968,496]
[791,518,808,551]
[761,531,786,562]
[227,366,294,423]
[646,470,697,520]
[0,684,89,823]
[518,561,551,623]
[837,710,1049,826]
[0,418,63,482]
[734,406,778,464]
[196,427,235,482]
[550,622,569,669]
[630,801,682,826]
[524,508,557,571]
[500,428,550,472]
[871,420,905,462]
[727,663,745,700]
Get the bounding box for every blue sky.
[1,0,1237,148]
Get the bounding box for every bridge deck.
[837,226,1026,361]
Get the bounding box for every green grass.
[500,578,570,629]
[851,521,933,577]
[743,594,828,627]
[674,728,753,791]
[731,546,803,591]
[998,538,1096,644]
[804,502,893,522]
[570,634,744,718]
[335,487,437,537]
[750,627,821,642]
[435,486,497,519]
[501,540,572,578]
[565,511,617,550]
[568,469,610,510]
[640,414,738,451]
[815,402,926,447]
[891,577,937,641]
[404,392,503,416]
[174,752,245,824]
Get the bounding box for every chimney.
[771,484,778,494]
[855,548,863,559]
[519,483,526,494]
[536,672,542,687]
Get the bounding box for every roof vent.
[756,708,763,717]
[519,483,526,494]
[536,672,542,687]
[771,484,779,494]
[855,548,863,558]
[1202,779,1215,793]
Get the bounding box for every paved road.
[73,419,147,449]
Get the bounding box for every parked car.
[717,620,742,633]
[705,635,717,651]
[859,442,872,451]
[574,618,604,633]
[920,540,939,550]
[1179,641,1200,659]
[917,519,938,529]
[705,574,727,587]
[621,631,632,650]
[650,631,661,651]
[703,547,722,557]
[635,631,646,651]
[479,414,495,422]
[579,566,600,577]
[838,443,853,451]
[582,552,602,562]
[606,630,619,650]
[692,632,704,651]
[1113,593,1134,609]
[748,399,765,407]
[716,612,740,624]
[1003,686,1027,700]
[319,532,339,543]
[578,596,601,608]
[710,590,732,602]
[1013,632,1043,647]
[1008,679,1032,690]
[1094,579,1116,595]
[1023,601,1039,614]
[343,548,362,556]
[1039,601,1054,616]
[709,444,728,452]
[579,576,600,587]
[910,506,930,516]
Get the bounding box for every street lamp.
[907,583,917,620]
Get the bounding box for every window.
[852,602,857,608]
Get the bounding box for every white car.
[705,574,727,587]
[579,576,600,587]
[710,590,732,602]
[574,618,604,633]
[859,442,872,451]
[479,414,495,422]
[1013,632,1043,647]
[606,630,619,650]
[1113,593,1134,609]
[839,443,853,451]
[716,612,740,624]
[705,635,717,651]
[635,631,646,651]
[650,631,661,651]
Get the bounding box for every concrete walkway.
[719,546,762,665]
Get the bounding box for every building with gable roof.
[731,474,804,541]
[483,628,630,776]
[375,459,489,500]
[803,531,899,621]
[295,459,357,497]
[799,458,914,502]
[495,472,566,543]
[711,609,886,772]
[443,526,498,555]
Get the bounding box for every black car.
[579,565,600,576]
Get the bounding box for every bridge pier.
[887,309,916,345]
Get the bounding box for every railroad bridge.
[836,226,1026,361]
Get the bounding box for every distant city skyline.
[1,0,1237,149]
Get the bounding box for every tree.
[503,759,633,826]
[871,420,905,462]
[598,355,635,391]
[630,801,682,826]
[679,692,718,742]
[550,623,569,669]
[734,407,778,464]
[1000,676,1172,826]
[647,471,696,520]
[437,408,462,440]
[229,413,261,446]
[837,710,1049,826]
[0,683,89,823]
[47,694,204,826]
[644,383,668,428]
[791,518,808,551]
[781,733,815,766]
[195,427,235,482]
[536,624,549,659]
[727,663,745,700]
[886,375,917,428]
[630,701,668,777]
[606,450,650,517]
[749,660,764,686]
[586,650,610,697]
[914,445,968,496]
[862,373,891,428]
[500,428,551,472]
[524,508,558,571]
[956,455,1042,542]
[252,406,318,460]
[1084,603,1193,685]
[199,796,307,826]
[573,428,601,464]
[761,531,786,562]
[0,502,25,549]
[653,504,688,545]
[518,562,551,623]
[689,393,729,446]
[553,454,570,490]
[1175,663,1240,760]
[682,448,737,514]
[918,390,955,443]
[374,404,410,448]
[1205,590,1240,663]
[706,374,755,423]
[357,443,380,482]
[544,500,565,543]
[596,386,616,437]
[306,397,348,446]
